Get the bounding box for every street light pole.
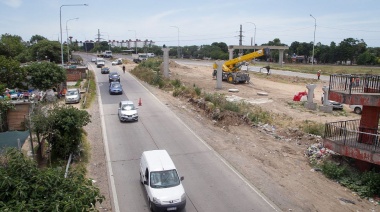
[128,30,137,54]
[170,26,180,58]
[66,17,79,63]
[60,4,88,66]
[310,14,316,67]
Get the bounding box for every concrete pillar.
[358,106,380,144]
[162,47,170,78]
[228,49,234,60]
[322,86,329,106]
[279,49,284,67]
[216,61,224,89]
[305,84,317,110]
[319,85,333,113]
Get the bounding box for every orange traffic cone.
[138,98,142,106]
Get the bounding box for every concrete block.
[319,105,333,113]
[305,102,317,110]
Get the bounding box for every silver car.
[118,101,138,122]
[65,88,81,104]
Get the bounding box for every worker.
[122,65,125,73]
[265,66,271,75]
[317,70,321,80]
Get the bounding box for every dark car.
[101,67,110,74]
[109,82,123,95]
[109,72,120,83]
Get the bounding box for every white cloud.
[0,0,22,8]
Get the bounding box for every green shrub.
[194,86,201,96]
[247,107,272,124]
[321,160,347,179]
[301,120,324,136]
[360,170,380,197]
[222,101,240,113]
[171,79,182,88]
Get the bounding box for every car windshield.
[121,104,135,111]
[150,169,180,188]
[67,90,78,95]
[110,73,118,78]
[111,83,121,88]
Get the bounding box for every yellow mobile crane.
[213,48,270,83]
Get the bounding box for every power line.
[318,25,380,32]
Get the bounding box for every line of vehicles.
[96,57,140,122]
[94,56,185,211]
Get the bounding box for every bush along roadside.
[306,143,380,202]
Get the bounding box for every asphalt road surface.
[81,53,281,212]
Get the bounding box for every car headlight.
[181,193,186,202]
[153,197,161,204]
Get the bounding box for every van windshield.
[150,169,180,188]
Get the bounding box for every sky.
[0,0,379,48]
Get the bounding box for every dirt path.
[87,60,379,211]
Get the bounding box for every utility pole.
[239,24,243,54]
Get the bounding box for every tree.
[0,33,26,59]
[357,51,377,65]
[26,62,66,91]
[29,39,62,63]
[0,100,14,132]
[181,45,198,58]
[211,42,228,53]
[47,106,91,159]
[30,34,47,44]
[29,103,51,160]
[336,38,366,65]
[0,148,104,211]
[0,55,27,89]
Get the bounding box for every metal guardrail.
[325,119,380,152]
[329,74,380,94]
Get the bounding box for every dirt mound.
[169,60,190,69]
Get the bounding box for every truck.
[97,50,113,58]
[212,48,270,83]
[132,53,148,63]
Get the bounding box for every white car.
[65,88,81,104]
[349,105,362,114]
[118,101,138,122]
[112,58,122,66]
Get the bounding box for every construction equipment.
[213,48,270,83]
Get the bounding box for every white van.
[140,150,186,211]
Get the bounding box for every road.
[81,53,280,212]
